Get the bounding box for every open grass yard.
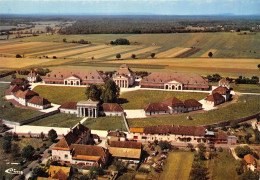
[159,152,194,180]
[128,95,260,127]
[83,116,127,131]
[232,83,260,93]
[0,83,43,122]
[207,150,238,180]
[33,85,87,105]
[119,90,207,109]
[28,113,81,127]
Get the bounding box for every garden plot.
[156,47,183,58]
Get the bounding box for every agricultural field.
[159,152,194,180]
[83,116,127,131]
[119,90,207,109]
[33,85,86,105]
[128,95,260,127]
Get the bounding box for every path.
[236,92,260,96]
[0,81,10,84]
[230,147,241,160]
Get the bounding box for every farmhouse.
[27,96,51,110]
[244,154,258,172]
[10,78,29,88]
[144,102,170,116]
[42,69,106,86]
[219,77,230,89]
[100,103,124,116]
[183,99,202,112]
[109,141,142,164]
[113,64,136,88]
[27,70,41,83]
[140,72,210,91]
[129,125,207,143]
[163,96,185,113]
[5,84,23,95]
[107,131,127,143]
[13,89,39,106]
[204,93,225,106]
[212,86,231,101]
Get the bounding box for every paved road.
[0,81,10,84]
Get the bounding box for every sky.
[0,0,259,15]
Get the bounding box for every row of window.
[47,74,100,79]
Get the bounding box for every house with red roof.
[212,86,231,101]
[219,77,230,89]
[244,154,258,171]
[144,102,170,116]
[163,96,185,113]
[13,89,39,106]
[113,64,136,88]
[100,103,124,116]
[27,96,51,109]
[204,92,225,106]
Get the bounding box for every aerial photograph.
[0,0,259,179]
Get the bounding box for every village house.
[59,101,78,115]
[128,125,207,143]
[13,89,39,106]
[109,141,142,164]
[10,78,29,89]
[204,92,225,106]
[244,154,258,171]
[218,77,230,89]
[183,99,202,112]
[5,84,23,95]
[52,124,109,167]
[107,131,127,143]
[27,70,41,83]
[140,72,210,91]
[113,64,136,88]
[27,96,51,109]
[212,86,231,101]
[100,103,124,116]
[163,96,185,113]
[42,69,106,86]
[144,102,170,116]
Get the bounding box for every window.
[152,79,155,82]
[85,76,87,79]
[92,76,94,79]
[64,154,68,159]
[47,74,50,77]
[54,75,56,77]
[61,75,63,78]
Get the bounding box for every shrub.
[16,54,22,58]
[235,146,252,158]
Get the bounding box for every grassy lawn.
[83,116,127,131]
[0,83,43,122]
[119,90,207,109]
[159,152,194,180]
[33,85,87,105]
[128,95,260,127]
[207,150,238,180]
[231,83,260,93]
[28,113,81,127]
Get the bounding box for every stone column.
[83,107,86,117]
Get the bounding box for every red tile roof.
[102,103,123,112]
[70,144,106,160]
[163,96,184,107]
[59,101,77,110]
[28,96,51,106]
[244,154,257,165]
[205,93,225,103]
[212,86,230,95]
[116,64,135,77]
[107,131,126,137]
[14,89,38,99]
[10,78,28,86]
[5,85,23,95]
[214,132,228,140]
[183,99,202,108]
[144,102,169,112]
[110,141,142,149]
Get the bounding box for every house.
[42,69,106,86]
[113,64,136,88]
[59,101,78,115]
[27,70,41,83]
[163,96,185,113]
[183,99,202,112]
[219,77,230,89]
[212,86,231,101]
[52,124,109,167]
[244,154,257,171]
[107,131,126,143]
[144,102,170,116]
[10,78,29,89]
[128,125,207,143]
[140,72,210,91]
[27,96,51,109]
[49,165,71,180]
[13,89,39,106]
[5,84,23,95]
[204,93,225,106]
[100,103,124,116]
[109,141,142,164]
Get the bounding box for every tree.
[239,171,259,180]
[12,143,20,157]
[85,84,102,101]
[16,54,22,58]
[88,166,104,179]
[187,143,194,152]
[150,53,156,58]
[111,38,130,45]
[235,160,245,175]
[190,161,209,180]
[40,132,45,141]
[158,141,172,150]
[208,51,213,58]
[22,145,35,160]
[32,166,48,178]
[100,80,120,103]
[3,140,11,153]
[63,38,67,43]
[48,129,57,142]
[131,54,136,59]
[235,146,252,158]
[197,143,206,160]
[258,64,260,70]
[116,53,121,60]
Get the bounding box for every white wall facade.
[60,108,78,115]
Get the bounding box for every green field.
[128,95,260,127]
[159,152,194,180]
[33,85,87,105]
[0,83,43,122]
[231,83,260,93]
[207,150,238,180]
[28,113,81,127]
[120,90,207,109]
[83,116,127,131]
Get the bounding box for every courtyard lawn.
[231,83,260,93]
[0,83,43,122]
[207,150,238,180]
[28,113,81,128]
[159,152,194,180]
[83,116,127,131]
[128,95,260,127]
[119,90,207,109]
[33,85,87,105]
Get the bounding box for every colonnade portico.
[164,83,183,90]
[77,99,99,118]
[114,79,129,88]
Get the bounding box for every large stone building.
[42,69,106,86]
[140,72,210,90]
[113,64,136,88]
